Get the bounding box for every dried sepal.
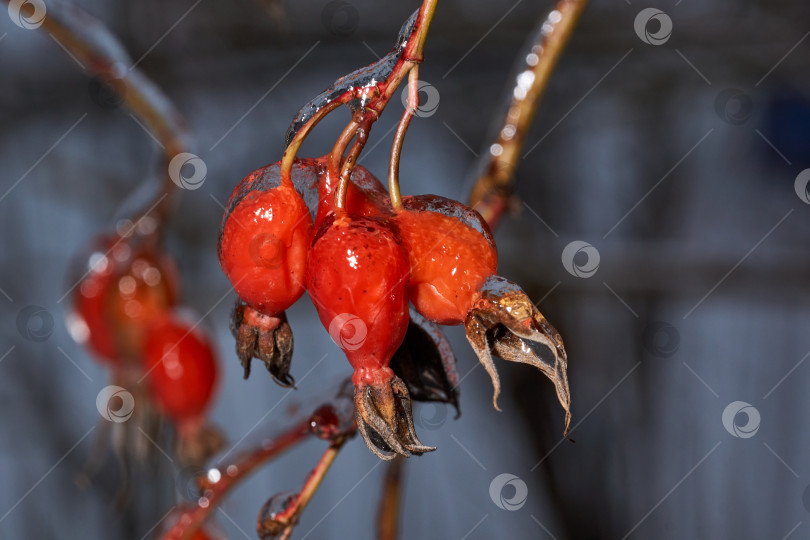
[355,374,436,460]
[230,299,295,387]
[465,275,571,435]
[390,307,460,414]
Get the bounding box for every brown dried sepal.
[230,299,295,387]
[465,275,571,435]
[355,374,436,460]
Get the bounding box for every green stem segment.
[388,66,421,211]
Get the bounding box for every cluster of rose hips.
[216,6,571,460]
[218,154,568,458]
[69,222,222,465]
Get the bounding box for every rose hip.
[306,212,432,459]
[395,195,497,325]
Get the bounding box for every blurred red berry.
[144,314,219,426]
[68,234,178,363]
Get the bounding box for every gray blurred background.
[2,0,810,538]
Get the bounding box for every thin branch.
[376,457,405,540]
[259,437,349,538]
[5,0,193,227]
[468,0,589,227]
[160,420,311,540]
[388,67,420,211]
[280,0,441,191]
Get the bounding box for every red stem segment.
[283,0,439,207]
[160,420,311,540]
[259,437,349,538]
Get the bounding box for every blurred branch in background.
[2,0,192,227]
[469,0,588,228]
[376,457,404,540]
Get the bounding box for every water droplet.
[309,404,340,439]
[257,491,298,538]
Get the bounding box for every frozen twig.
[469,0,588,228]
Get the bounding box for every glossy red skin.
[144,315,218,424]
[313,160,391,227]
[218,157,389,317]
[306,213,409,386]
[219,181,313,315]
[395,199,498,325]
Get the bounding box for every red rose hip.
[218,168,314,316]
[306,212,432,459]
[395,195,497,325]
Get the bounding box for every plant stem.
[468,0,588,227]
[376,457,405,540]
[411,0,438,61]
[339,121,373,183]
[388,67,420,211]
[330,119,363,210]
[263,437,349,538]
[280,101,342,185]
[7,0,192,228]
[160,419,311,540]
[283,0,440,204]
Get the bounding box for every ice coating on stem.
[283,9,419,147]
